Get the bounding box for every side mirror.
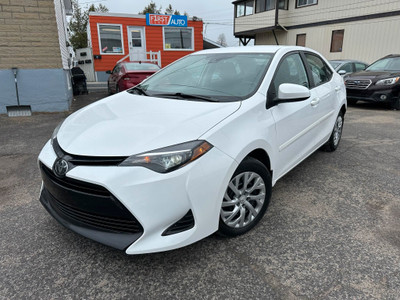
[338,70,347,75]
[275,83,310,104]
[106,70,112,74]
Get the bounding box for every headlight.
[376,77,400,86]
[120,140,213,173]
[51,120,64,144]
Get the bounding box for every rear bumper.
[119,80,137,91]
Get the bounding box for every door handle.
[310,98,320,107]
[335,86,341,92]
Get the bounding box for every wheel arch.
[243,148,272,178]
[340,104,346,116]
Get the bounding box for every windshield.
[366,57,400,72]
[125,63,160,71]
[134,53,273,102]
[329,61,341,69]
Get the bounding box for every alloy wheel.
[333,115,343,147]
[221,171,266,228]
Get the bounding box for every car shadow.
[347,100,397,111]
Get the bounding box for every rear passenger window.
[305,53,333,86]
[269,53,309,99]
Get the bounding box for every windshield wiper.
[128,86,148,96]
[153,92,218,102]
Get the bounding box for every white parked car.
[38,46,346,254]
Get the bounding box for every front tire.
[218,157,272,237]
[322,111,344,152]
[391,97,400,110]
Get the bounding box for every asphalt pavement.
[1,92,399,299]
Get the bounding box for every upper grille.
[345,79,372,89]
[53,138,128,166]
[41,162,109,196]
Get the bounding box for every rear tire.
[107,83,112,95]
[322,111,344,152]
[218,157,272,237]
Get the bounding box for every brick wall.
[0,0,62,70]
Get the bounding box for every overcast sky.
[77,0,239,46]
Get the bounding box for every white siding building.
[233,0,400,63]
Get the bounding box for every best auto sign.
[146,14,188,27]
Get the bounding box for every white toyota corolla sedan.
[38,46,346,254]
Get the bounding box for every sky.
[77,0,239,46]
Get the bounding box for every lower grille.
[49,192,142,233]
[40,163,143,234]
[162,210,195,236]
[345,79,372,89]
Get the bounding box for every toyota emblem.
[53,158,69,177]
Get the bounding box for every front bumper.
[346,87,398,103]
[38,140,237,254]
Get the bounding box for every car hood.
[347,70,400,81]
[57,92,241,156]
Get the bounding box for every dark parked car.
[345,54,400,109]
[107,61,160,94]
[71,66,88,95]
[329,60,368,76]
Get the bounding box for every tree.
[139,2,181,15]
[139,1,161,14]
[217,33,227,47]
[68,0,109,50]
[164,4,180,15]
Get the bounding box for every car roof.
[121,61,158,64]
[329,59,365,63]
[383,54,400,58]
[193,45,311,55]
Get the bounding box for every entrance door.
[127,27,146,61]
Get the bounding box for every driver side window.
[269,53,309,100]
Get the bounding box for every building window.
[130,29,142,47]
[278,0,288,9]
[163,27,193,50]
[256,0,273,12]
[245,1,254,15]
[255,0,287,13]
[236,0,254,17]
[98,24,124,54]
[296,34,306,46]
[330,30,344,52]
[296,0,317,8]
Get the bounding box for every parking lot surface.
[1,92,399,299]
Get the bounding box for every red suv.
[107,62,160,94]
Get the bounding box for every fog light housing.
[380,95,387,100]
